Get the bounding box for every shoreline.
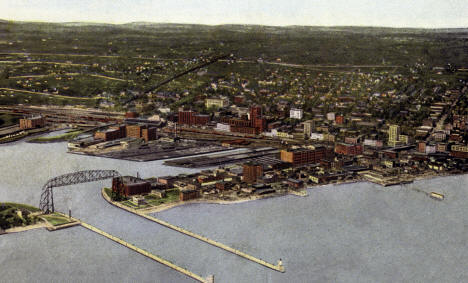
[3,222,47,234]
[101,187,306,214]
[101,172,467,215]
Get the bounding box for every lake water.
[1,140,467,283]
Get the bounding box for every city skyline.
[1,0,468,28]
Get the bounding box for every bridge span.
[39,170,121,213]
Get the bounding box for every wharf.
[72,142,234,162]
[164,147,280,168]
[359,171,414,187]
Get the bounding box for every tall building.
[243,163,263,183]
[388,124,408,147]
[252,117,266,132]
[249,106,265,133]
[178,110,196,125]
[303,120,315,136]
[388,125,400,143]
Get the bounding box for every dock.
[80,221,211,283]
[164,147,280,168]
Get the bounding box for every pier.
[80,221,211,283]
[101,188,285,273]
[137,212,285,272]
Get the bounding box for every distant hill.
[0,20,467,66]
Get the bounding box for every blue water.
[1,140,468,282]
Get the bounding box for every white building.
[310,133,324,141]
[425,145,437,154]
[364,139,383,148]
[158,107,171,114]
[326,112,336,121]
[215,123,231,132]
[290,108,303,120]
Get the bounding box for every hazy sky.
[0,0,467,28]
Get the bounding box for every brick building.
[179,189,200,201]
[126,124,144,139]
[142,127,157,142]
[231,126,259,135]
[178,111,210,126]
[178,110,196,125]
[193,114,210,125]
[234,95,244,104]
[222,117,251,127]
[250,106,262,120]
[220,106,265,135]
[94,128,122,141]
[418,142,426,153]
[252,117,266,132]
[19,115,45,130]
[451,144,468,158]
[280,147,331,165]
[112,176,151,196]
[335,115,345,125]
[124,112,139,118]
[243,163,263,183]
[335,143,363,156]
[126,124,157,142]
[94,125,126,141]
[250,106,266,133]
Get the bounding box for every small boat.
[430,192,444,201]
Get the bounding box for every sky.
[0,0,467,28]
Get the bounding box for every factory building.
[126,124,157,142]
[280,147,331,165]
[19,115,45,129]
[178,110,210,126]
[335,143,363,156]
[94,125,126,141]
[112,176,151,196]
